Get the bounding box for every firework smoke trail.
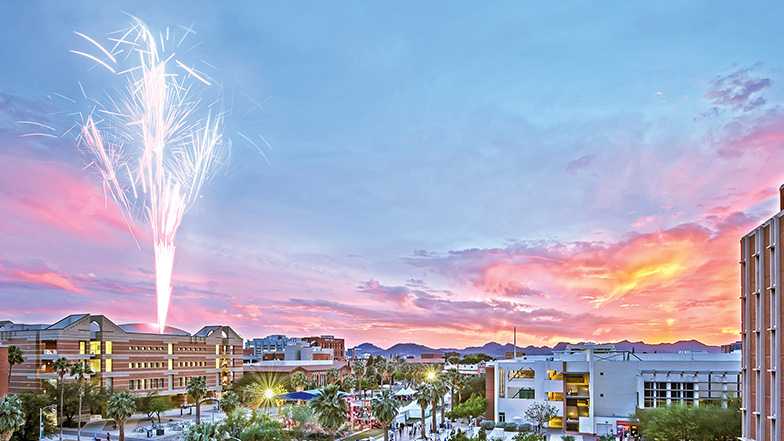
[73,17,226,333]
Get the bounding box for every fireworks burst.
[71,17,227,333]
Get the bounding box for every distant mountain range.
[349,339,729,359]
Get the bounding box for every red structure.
[0,346,9,397]
[303,335,345,360]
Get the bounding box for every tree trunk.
[440,399,445,426]
[383,426,389,441]
[420,406,427,440]
[77,389,83,441]
[118,421,125,441]
[59,380,64,441]
[195,402,201,424]
[431,400,437,434]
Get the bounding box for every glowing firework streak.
[73,17,226,333]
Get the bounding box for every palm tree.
[309,384,347,437]
[443,370,459,408]
[6,346,23,390]
[219,390,240,414]
[453,373,467,404]
[52,357,71,441]
[371,390,399,441]
[106,392,135,441]
[414,383,431,440]
[187,376,208,424]
[69,362,94,441]
[0,394,25,441]
[429,380,445,433]
[432,379,448,427]
[289,371,307,392]
[339,373,356,392]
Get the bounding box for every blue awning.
[279,391,319,401]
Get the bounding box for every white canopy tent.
[394,387,417,397]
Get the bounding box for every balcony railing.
[565,386,589,397]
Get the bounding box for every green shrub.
[479,420,495,430]
[512,432,543,441]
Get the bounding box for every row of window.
[128,377,167,390]
[178,346,210,352]
[175,375,206,388]
[129,361,167,369]
[130,345,166,352]
[177,361,208,368]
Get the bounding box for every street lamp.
[263,388,275,416]
[425,370,437,382]
[39,404,57,441]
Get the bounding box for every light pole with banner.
[40,404,58,440]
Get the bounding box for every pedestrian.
[106,432,111,441]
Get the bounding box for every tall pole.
[513,327,517,359]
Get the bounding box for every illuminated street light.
[264,388,275,400]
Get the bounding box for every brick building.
[0,314,244,397]
[303,335,345,360]
[740,185,784,441]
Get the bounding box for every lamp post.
[263,388,275,416]
[40,404,57,441]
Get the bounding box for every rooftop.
[119,323,190,336]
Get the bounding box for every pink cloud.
[0,153,140,244]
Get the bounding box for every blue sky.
[1,2,783,347]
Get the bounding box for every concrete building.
[246,334,344,361]
[740,185,784,441]
[246,335,290,356]
[486,345,740,439]
[0,314,244,397]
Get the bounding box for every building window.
[498,412,505,423]
[509,368,535,380]
[105,359,112,372]
[510,387,535,399]
[105,341,112,354]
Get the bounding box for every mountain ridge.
[349,339,732,358]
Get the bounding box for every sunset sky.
[1,2,784,348]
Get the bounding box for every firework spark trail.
[73,17,226,333]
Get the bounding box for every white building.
[486,345,741,440]
[445,362,485,376]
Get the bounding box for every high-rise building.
[0,314,244,397]
[740,185,784,441]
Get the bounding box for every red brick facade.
[303,335,345,360]
[485,365,494,419]
[0,346,8,397]
[741,186,784,441]
[0,315,243,398]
